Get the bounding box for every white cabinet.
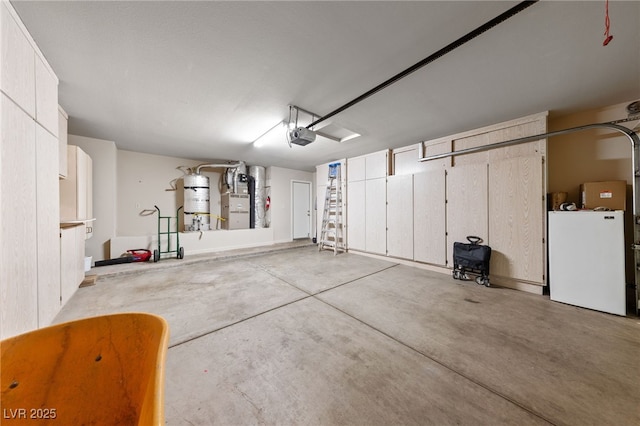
[35,56,59,136]
[446,164,489,267]
[58,107,68,178]
[365,150,390,179]
[347,156,365,182]
[387,174,413,259]
[0,0,61,339]
[36,124,61,327]
[60,224,85,306]
[365,178,387,255]
[344,151,389,255]
[60,145,93,239]
[414,170,446,266]
[489,156,544,283]
[347,180,366,251]
[1,93,38,338]
[1,2,36,116]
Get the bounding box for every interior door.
[292,181,311,239]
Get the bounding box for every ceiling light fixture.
[253,120,288,148]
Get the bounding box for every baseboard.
[348,250,544,295]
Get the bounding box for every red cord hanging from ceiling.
[603,0,613,46]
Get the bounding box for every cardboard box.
[580,180,626,210]
[549,192,568,211]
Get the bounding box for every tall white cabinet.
[386,174,413,259]
[346,150,389,255]
[413,170,446,265]
[1,0,61,338]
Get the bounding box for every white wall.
[98,151,313,257]
[116,150,221,236]
[69,135,117,261]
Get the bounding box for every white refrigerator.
[548,211,626,316]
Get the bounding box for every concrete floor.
[56,245,640,425]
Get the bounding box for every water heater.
[183,174,210,231]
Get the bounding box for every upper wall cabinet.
[1,2,58,130]
[60,145,93,238]
[365,150,390,180]
[1,2,35,116]
[347,156,365,182]
[393,144,431,176]
[35,56,59,136]
[347,149,390,182]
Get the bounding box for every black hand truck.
[153,205,184,262]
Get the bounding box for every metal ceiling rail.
[417,119,640,162]
[306,0,539,130]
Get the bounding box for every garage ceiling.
[11,1,640,171]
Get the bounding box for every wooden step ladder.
[319,162,345,255]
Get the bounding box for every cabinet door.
[347,180,365,251]
[365,178,386,255]
[60,225,85,306]
[347,156,365,183]
[414,170,446,265]
[60,145,92,222]
[1,94,38,338]
[387,174,413,259]
[1,3,35,116]
[446,164,488,267]
[36,124,61,326]
[365,150,389,180]
[60,146,78,220]
[35,56,58,135]
[489,156,544,283]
